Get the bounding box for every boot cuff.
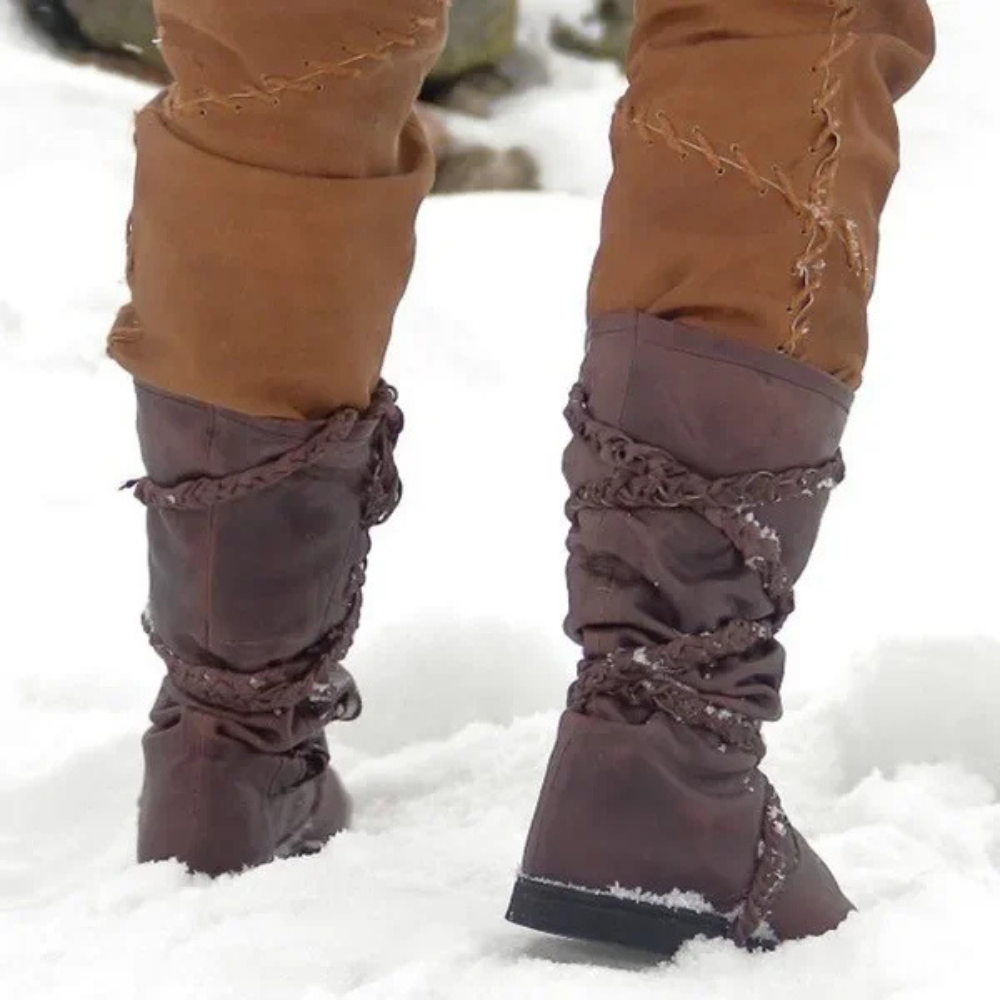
[589,312,854,416]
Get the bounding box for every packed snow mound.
[2,1,999,998]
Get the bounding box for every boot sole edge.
[505,875,732,957]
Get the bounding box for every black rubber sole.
[506,876,732,958]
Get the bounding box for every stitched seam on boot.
[161,1,446,118]
[522,731,576,875]
[588,316,642,643]
[203,406,220,652]
[782,0,865,359]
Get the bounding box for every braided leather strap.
[564,384,843,946]
[130,385,404,722]
[143,612,362,722]
[125,382,403,522]
[735,787,799,947]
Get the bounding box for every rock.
[64,0,162,68]
[437,68,510,119]
[433,145,539,195]
[550,0,632,66]
[430,0,519,85]
[19,0,88,50]
[415,102,455,161]
[493,44,550,93]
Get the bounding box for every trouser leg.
[109,0,447,419]
[588,0,935,387]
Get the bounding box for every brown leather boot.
[509,0,934,955]
[131,381,403,875]
[508,313,854,951]
[107,1,439,876]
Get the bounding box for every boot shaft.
[131,381,403,751]
[132,384,403,872]
[565,313,851,724]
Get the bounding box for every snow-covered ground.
[1,1,998,997]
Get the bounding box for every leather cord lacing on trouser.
[563,384,845,946]
[126,382,403,726]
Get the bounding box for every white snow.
[2,1,999,998]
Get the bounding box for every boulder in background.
[64,0,159,66]
[550,0,632,66]
[23,0,521,88]
[428,0,518,86]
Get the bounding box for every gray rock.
[64,0,160,66]
[437,67,517,119]
[550,0,632,66]
[33,0,521,86]
[433,145,539,194]
[430,0,519,85]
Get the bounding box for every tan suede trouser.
[109,0,935,419]
[110,0,447,419]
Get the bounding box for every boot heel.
[506,875,732,957]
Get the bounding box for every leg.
[510,0,934,950]
[112,0,447,875]
[111,0,446,419]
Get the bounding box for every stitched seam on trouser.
[161,1,447,117]
[622,1,865,358]
[626,106,816,218]
[784,0,865,357]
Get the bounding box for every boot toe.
[137,715,347,876]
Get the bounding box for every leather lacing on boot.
[563,384,845,947]
[126,382,404,726]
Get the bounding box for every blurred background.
[15,0,632,193]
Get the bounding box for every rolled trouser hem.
[109,100,434,420]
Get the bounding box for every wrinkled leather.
[521,314,854,941]
[138,705,348,877]
[519,0,934,944]
[135,382,397,873]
